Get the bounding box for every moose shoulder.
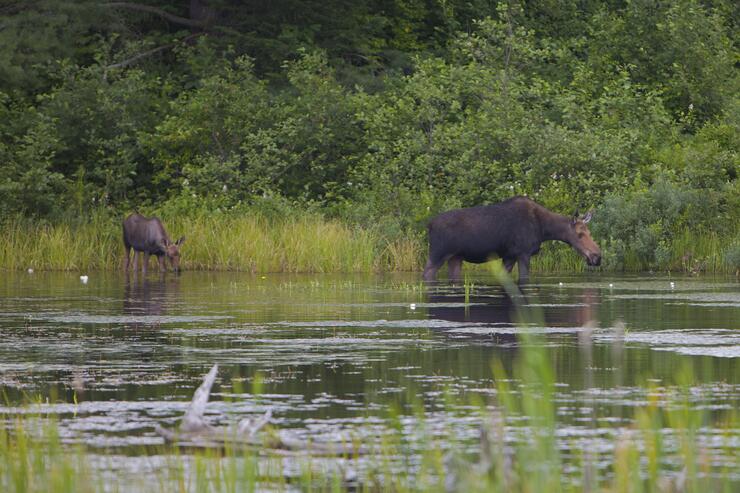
[423,196,601,282]
[123,213,185,273]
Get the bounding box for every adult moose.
[123,213,185,274]
[423,196,601,283]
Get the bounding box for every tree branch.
[105,32,202,74]
[105,2,207,28]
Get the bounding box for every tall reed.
[0,214,119,271]
[0,212,426,273]
[0,212,736,273]
[0,416,96,493]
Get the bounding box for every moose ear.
[572,209,579,225]
[176,236,185,246]
[582,211,593,224]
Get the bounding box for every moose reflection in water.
[123,273,180,327]
[426,286,598,341]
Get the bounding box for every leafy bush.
[0,95,65,217]
[725,240,740,274]
[591,178,734,270]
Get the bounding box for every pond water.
[0,271,738,486]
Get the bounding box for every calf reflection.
[123,273,180,327]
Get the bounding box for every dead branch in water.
[155,364,367,456]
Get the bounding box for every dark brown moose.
[123,213,185,273]
[423,196,601,283]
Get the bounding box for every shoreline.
[1,214,737,274]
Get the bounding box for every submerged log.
[155,364,367,456]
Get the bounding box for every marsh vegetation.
[1,2,738,490]
[1,1,738,275]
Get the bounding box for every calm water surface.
[0,271,738,485]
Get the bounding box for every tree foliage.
[0,0,737,256]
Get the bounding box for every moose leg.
[132,250,139,273]
[423,258,441,281]
[423,247,451,282]
[423,250,454,281]
[124,245,131,271]
[516,255,531,284]
[447,256,463,282]
[503,257,516,273]
[142,252,150,274]
[158,255,166,272]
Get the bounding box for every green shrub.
[592,178,735,271]
[725,240,740,274]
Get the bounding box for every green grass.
[0,416,95,493]
[0,211,426,273]
[0,211,737,274]
[0,213,120,271]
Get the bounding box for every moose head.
[162,236,186,272]
[570,211,601,266]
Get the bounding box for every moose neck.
[540,210,575,245]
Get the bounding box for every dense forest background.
[0,0,738,270]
